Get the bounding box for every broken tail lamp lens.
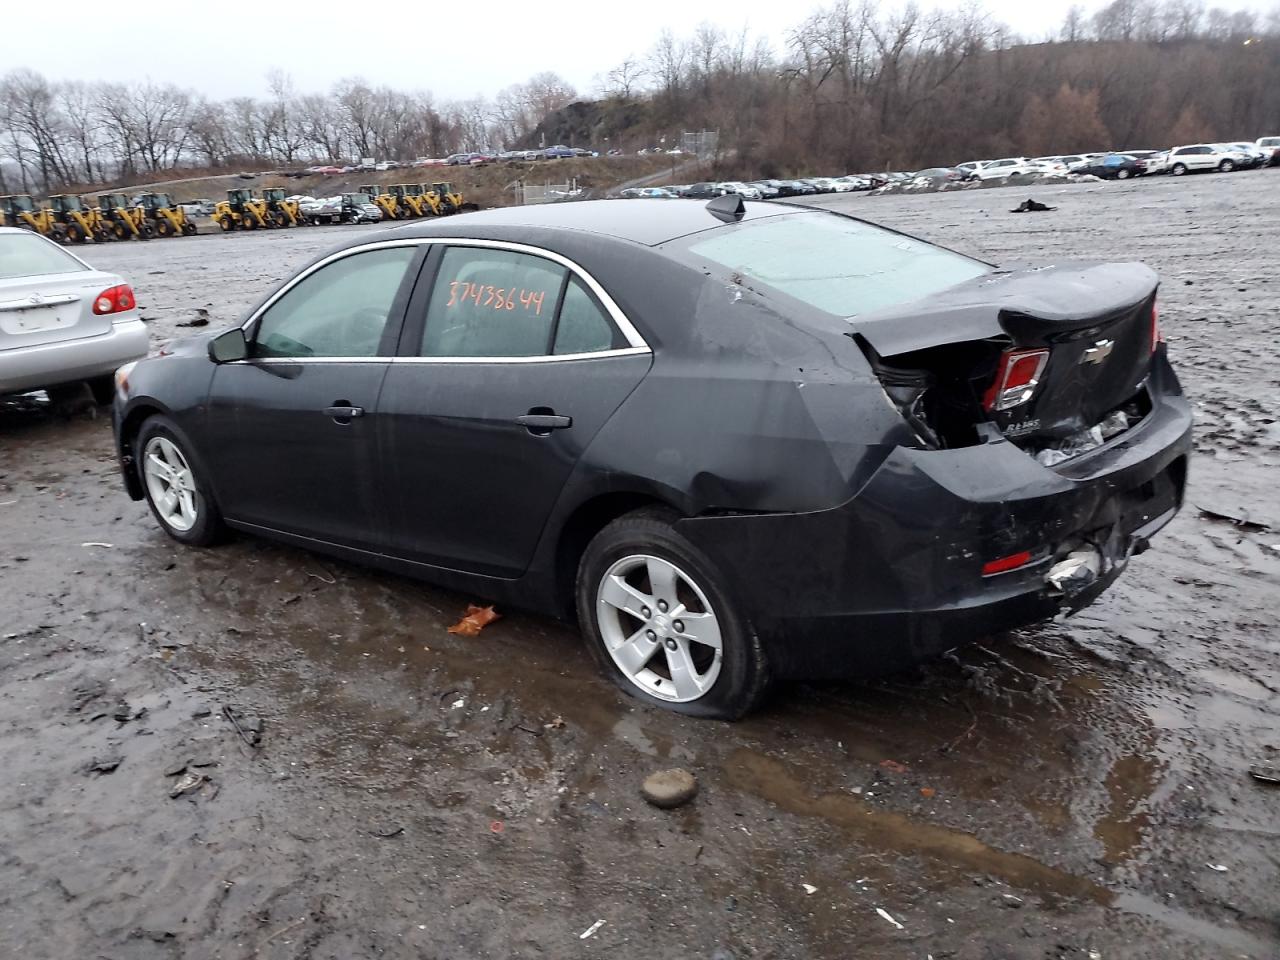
[982,550,1034,577]
[983,348,1050,412]
[93,284,136,316]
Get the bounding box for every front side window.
[254,247,415,358]
[680,212,990,318]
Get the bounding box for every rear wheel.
[1116,168,1132,180]
[575,508,768,719]
[140,222,156,240]
[136,416,225,547]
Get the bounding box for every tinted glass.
[683,213,990,318]
[421,247,565,357]
[0,233,87,280]
[553,277,625,355]
[254,246,414,358]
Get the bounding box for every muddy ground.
[1,173,1277,959]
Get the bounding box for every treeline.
[3,0,1279,192]
[0,69,577,194]
[554,0,1280,173]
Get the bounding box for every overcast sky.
[12,0,1277,102]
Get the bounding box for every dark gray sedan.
[111,199,1191,718]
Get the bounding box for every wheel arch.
[552,490,682,621]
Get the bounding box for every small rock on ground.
[641,768,698,809]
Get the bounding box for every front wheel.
[1218,159,1235,172]
[575,508,768,719]
[135,416,225,547]
[1171,163,1187,176]
[1116,168,1132,179]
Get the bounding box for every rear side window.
[554,278,627,355]
[420,246,626,358]
[0,233,87,280]
[254,246,415,358]
[680,212,989,318]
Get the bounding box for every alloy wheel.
[142,436,199,532]
[596,554,723,702]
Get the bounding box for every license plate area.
[0,304,79,336]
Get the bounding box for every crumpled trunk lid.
[849,262,1158,449]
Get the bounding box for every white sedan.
[0,227,147,402]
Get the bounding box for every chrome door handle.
[515,413,572,435]
[325,404,364,422]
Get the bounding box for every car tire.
[1218,159,1234,172]
[1171,163,1187,176]
[1116,168,1131,179]
[575,507,769,719]
[135,415,225,547]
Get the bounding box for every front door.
[379,243,650,578]
[205,242,424,551]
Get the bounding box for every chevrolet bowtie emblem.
[1081,339,1114,365]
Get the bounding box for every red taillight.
[982,550,1033,576]
[1150,299,1162,353]
[92,283,135,316]
[983,348,1050,412]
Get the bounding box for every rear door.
[204,241,425,551]
[378,241,651,578]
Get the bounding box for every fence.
[514,178,582,204]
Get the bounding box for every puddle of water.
[1095,751,1159,865]
[724,747,1109,903]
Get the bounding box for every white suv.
[1167,144,1241,175]
[974,157,1038,180]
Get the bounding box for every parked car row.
[618,176,881,200]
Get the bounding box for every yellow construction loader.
[387,184,430,217]
[429,181,478,214]
[212,189,273,231]
[357,183,402,220]
[48,194,111,243]
[99,194,153,240]
[138,193,197,237]
[0,195,64,239]
[260,187,302,227]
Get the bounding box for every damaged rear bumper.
[675,361,1192,680]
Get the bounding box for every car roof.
[394,198,795,247]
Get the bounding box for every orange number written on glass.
[446,281,545,315]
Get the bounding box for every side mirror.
[208,327,248,363]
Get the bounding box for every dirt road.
[1,173,1277,959]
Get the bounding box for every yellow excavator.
[212,188,272,231]
[48,194,111,243]
[260,187,302,227]
[357,183,402,220]
[139,193,198,237]
[99,194,153,240]
[1,195,64,239]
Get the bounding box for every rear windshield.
[681,213,989,317]
[0,232,87,280]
